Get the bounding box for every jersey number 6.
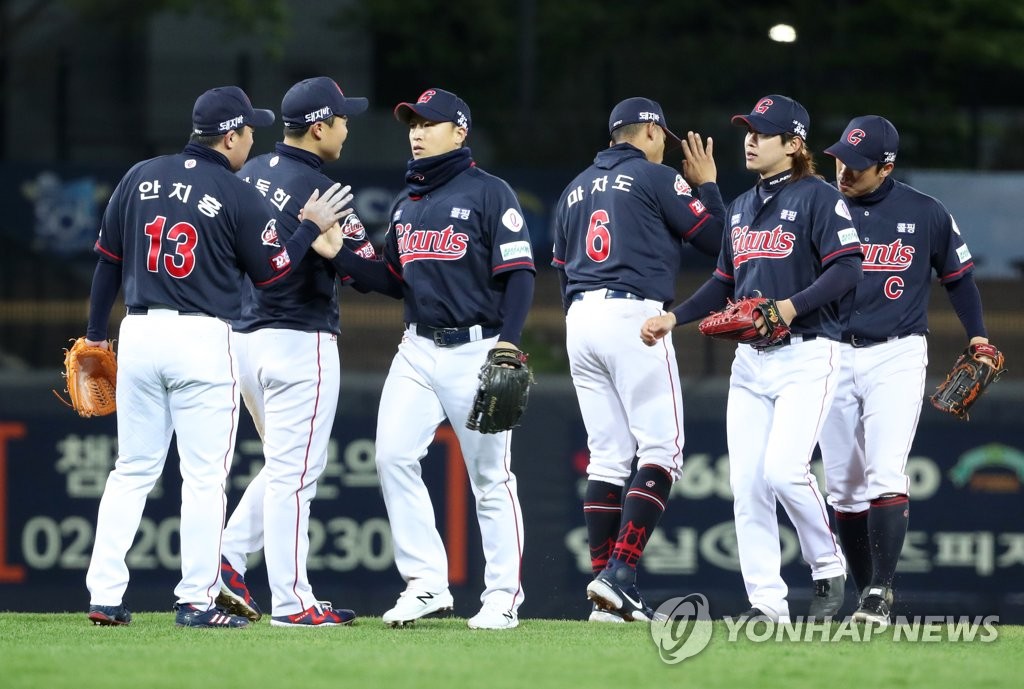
[144,216,198,279]
[585,209,611,263]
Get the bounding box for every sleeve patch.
[270,248,291,271]
[837,227,860,245]
[500,240,533,261]
[502,208,524,232]
[835,199,852,220]
[689,199,706,215]
[674,174,692,196]
[956,244,972,263]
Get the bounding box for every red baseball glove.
[698,296,791,347]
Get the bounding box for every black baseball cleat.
[852,586,894,628]
[174,603,250,628]
[586,561,658,622]
[728,606,776,623]
[808,573,846,620]
[88,603,132,626]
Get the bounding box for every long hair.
[782,133,817,180]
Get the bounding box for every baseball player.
[641,95,863,622]
[818,115,993,626]
[213,77,375,628]
[552,97,723,622]
[318,88,534,630]
[83,86,352,628]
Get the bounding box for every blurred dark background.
[1,0,1023,374]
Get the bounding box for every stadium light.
[769,23,797,43]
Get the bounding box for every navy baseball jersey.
[234,143,367,334]
[714,172,863,338]
[95,143,295,320]
[841,177,973,340]
[551,144,716,302]
[383,165,535,328]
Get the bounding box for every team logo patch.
[755,97,773,114]
[956,244,972,263]
[270,248,291,270]
[837,227,860,245]
[500,240,533,261]
[673,174,692,196]
[689,199,706,215]
[341,214,367,241]
[269,156,280,167]
[835,199,852,221]
[502,208,524,232]
[847,128,866,146]
[261,219,281,247]
[417,89,436,103]
[185,159,196,169]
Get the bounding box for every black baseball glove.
[466,347,533,434]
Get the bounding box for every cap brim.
[731,114,788,136]
[393,102,461,127]
[339,97,369,116]
[824,142,876,170]
[249,109,276,128]
[662,126,682,148]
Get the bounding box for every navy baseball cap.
[825,115,900,170]
[608,97,681,144]
[281,77,368,129]
[192,86,275,136]
[394,88,472,132]
[732,95,809,139]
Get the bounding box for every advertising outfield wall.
[0,372,1022,621]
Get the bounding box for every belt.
[756,333,818,351]
[127,306,211,317]
[570,289,645,302]
[412,323,501,347]
[843,333,922,348]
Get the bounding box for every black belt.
[756,333,818,350]
[843,333,921,348]
[570,289,645,302]
[413,323,501,347]
[127,306,211,317]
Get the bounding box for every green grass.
[0,614,1022,689]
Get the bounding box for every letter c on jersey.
[884,275,904,299]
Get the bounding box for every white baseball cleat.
[467,601,519,630]
[382,589,454,627]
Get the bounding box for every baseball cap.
[608,96,681,144]
[281,77,369,129]
[394,88,472,132]
[731,94,809,139]
[192,86,275,136]
[825,115,900,170]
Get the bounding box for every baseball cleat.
[586,561,656,622]
[270,601,355,627]
[808,573,846,620]
[174,603,250,628]
[382,589,454,627]
[88,603,132,626]
[216,556,263,622]
[728,606,777,623]
[588,603,628,624]
[467,602,519,630]
[852,586,894,628]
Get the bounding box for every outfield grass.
[0,614,1021,689]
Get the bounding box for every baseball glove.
[930,342,1006,420]
[698,295,791,347]
[466,347,534,434]
[53,337,118,417]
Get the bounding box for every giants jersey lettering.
[383,166,534,328]
[94,143,289,320]
[233,143,359,335]
[842,179,972,340]
[551,144,715,302]
[715,175,862,338]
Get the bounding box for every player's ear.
[453,124,468,146]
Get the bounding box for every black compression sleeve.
[86,258,122,341]
[789,254,863,316]
[330,248,403,298]
[670,277,733,326]
[498,269,535,345]
[945,273,987,339]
